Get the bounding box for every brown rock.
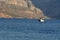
[0,13,12,18]
[0,0,49,19]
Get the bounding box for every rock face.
[0,0,47,19]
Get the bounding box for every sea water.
[0,18,60,40]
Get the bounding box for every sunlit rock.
[0,0,48,19]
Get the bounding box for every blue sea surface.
[0,18,60,40]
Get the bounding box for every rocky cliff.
[0,0,48,19]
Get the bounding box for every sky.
[32,0,60,19]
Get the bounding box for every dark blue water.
[32,0,60,19]
[0,18,60,40]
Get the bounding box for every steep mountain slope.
[0,0,48,19]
